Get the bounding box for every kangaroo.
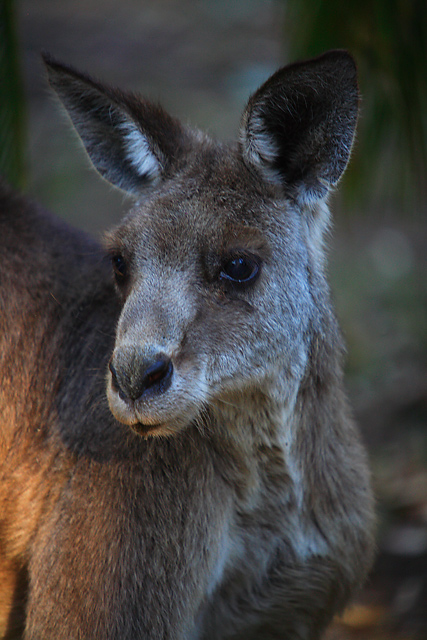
[0,50,374,639]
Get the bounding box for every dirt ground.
[15,1,427,637]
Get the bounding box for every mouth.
[129,421,167,437]
[106,366,207,438]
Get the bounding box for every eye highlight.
[220,254,260,286]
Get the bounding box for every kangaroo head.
[44,51,358,438]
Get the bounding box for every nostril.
[109,359,128,401]
[142,356,173,396]
[109,351,173,402]
[109,360,118,385]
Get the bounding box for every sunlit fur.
[0,51,374,639]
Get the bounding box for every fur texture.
[0,50,374,639]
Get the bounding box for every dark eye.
[111,254,127,282]
[220,255,260,285]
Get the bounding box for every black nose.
[109,352,173,401]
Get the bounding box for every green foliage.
[283,0,427,213]
[0,0,27,189]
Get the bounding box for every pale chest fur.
[196,389,333,636]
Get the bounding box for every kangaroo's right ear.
[43,54,189,195]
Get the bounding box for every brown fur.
[0,51,374,639]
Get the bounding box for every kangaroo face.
[105,151,312,436]
[44,51,358,437]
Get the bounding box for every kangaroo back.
[0,51,374,640]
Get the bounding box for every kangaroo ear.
[43,54,188,195]
[239,50,359,207]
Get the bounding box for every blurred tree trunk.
[0,0,27,189]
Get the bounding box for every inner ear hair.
[239,50,359,208]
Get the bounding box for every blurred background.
[1,0,426,637]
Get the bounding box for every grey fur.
[0,50,374,639]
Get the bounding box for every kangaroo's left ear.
[239,50,359,207]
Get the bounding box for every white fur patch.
[121,120,160,182]
[276,394,329,561]
[240,111,282,185]
[287,457,329,560]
